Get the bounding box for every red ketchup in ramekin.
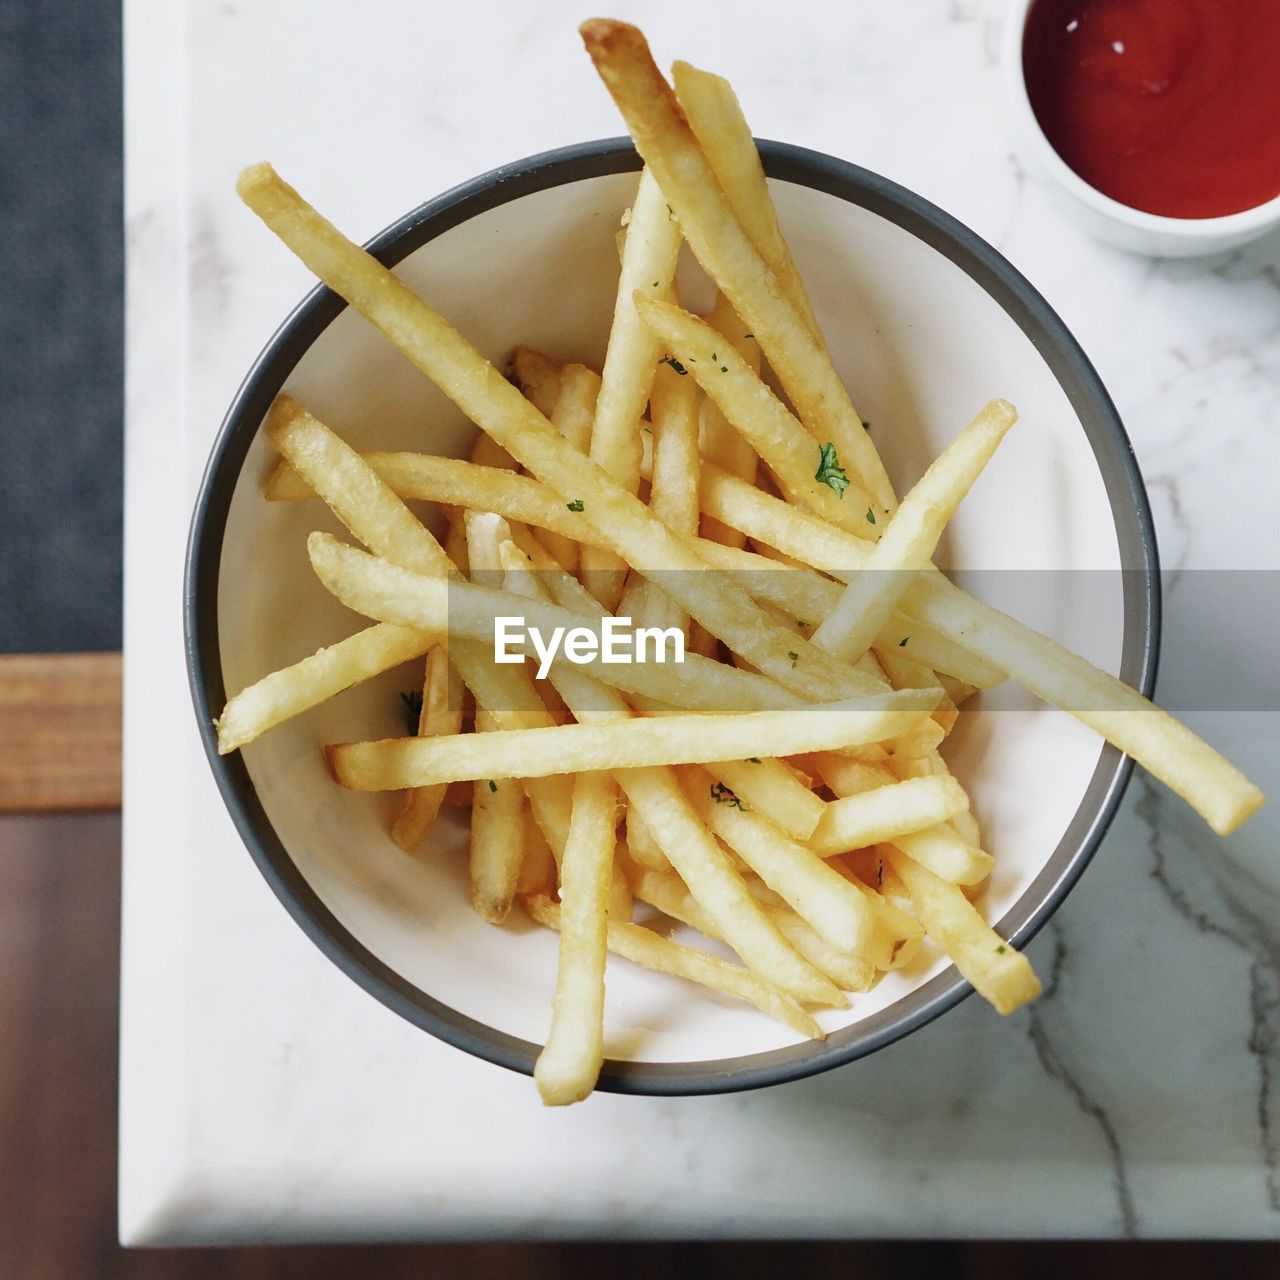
[1022,0,1280,219]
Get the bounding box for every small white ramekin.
[1002,0,1280,257]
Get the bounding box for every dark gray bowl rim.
[185,136,1161,1096]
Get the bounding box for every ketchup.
[1022,0,1280,218]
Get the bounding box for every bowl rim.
[1001,0,1280,237]
[185,136,1161,1096]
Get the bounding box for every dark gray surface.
[0,0,123,654]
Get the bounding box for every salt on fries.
[216,17,1264,1104]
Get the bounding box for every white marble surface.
[120,0,1280,1242]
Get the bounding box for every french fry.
[701,461,1264,835]
[553,364,602,453]
[391,643,462,852]
[268,447,989,688]
[470,752,525,924]
[698,292,760,548]
[900,572,1266,836]
[625,805,671,873]
[629,864,875,993]
[743,868,923,971]
[807,752,992,886]
[236,163,898,705]
[533,770,616,1104]
[635,293,879,536]
[704,756,826,841]
[807,775,970,857]
[893,827,993,887]
[874,643,959,735]
[541,363,602,572]
[517,810,558,898]
[686,768,874,954]
[883,846,1041,1014]
[501,551,835,1003]
[887,749,985,849]
[810,400,1017,663]
[216,622,432,754]
[308,530,809,713]
[327,690,940,791]
[525,895,822,1039]
[673,61,822,339]
[580,19,895,511]
[636,358,701,633]
[507,346,563,419]
[463,514,529,923]
[871,612,1006,691]
[265,394,452,575]
[581,168,683,608]
[614,766,842,1006]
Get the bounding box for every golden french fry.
[636,357,701,633]
[525,895,822,1040]
[308,529,803,714]
[582,168,684,608]
[326,690,940,791]
[807,775,970,857]
[237,163,894,705]
[625,806,671,873]
[552,363,601,454]
[507,347,563,419]
[629,864,875,993]
[516,811,558,898]
[579,20,895,511]
[534,771,616,1105]
[391,643,462,852]
[267,447,988,689]
[672,62,822,344]
[698,292,760,548]
[501,552,834,1004]
[470,765,525,925]
[614,765,842,1006]
[265,394,452,575]
[900,572,1265,836]
[216,622,432,755]
[686,767,874,954]
[883,846,1041,1014]
[634,293,879,536]
[875,644,959,735]
[541,363,602,572]
[704,757,825,841]
[810,400,1016,663]
[702,459,1264,835]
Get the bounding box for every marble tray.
[119,0,1280,1242]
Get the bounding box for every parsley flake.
[709,781,742,808]
[787,650,799,668]
[566,499,585,512]
[488,779,498,793]
[866,507,876,525]
[659,355,687,375]
[995,943,1007,954]
[747,757,762,764]
[898,636,909,647]
[815,442,850,498]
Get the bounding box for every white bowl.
[1002,0,1280,257]
[186,140,1159,1094]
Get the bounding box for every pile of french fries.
[215,19,1265,1105]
